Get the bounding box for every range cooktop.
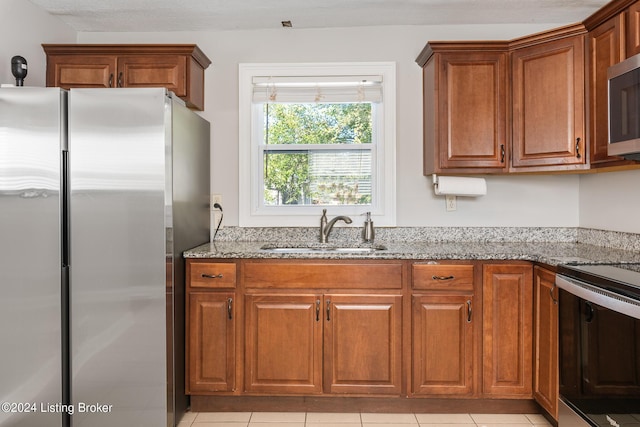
[557,263,640,301]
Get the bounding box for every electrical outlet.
[211,194,222,210]
[446,195,457,212]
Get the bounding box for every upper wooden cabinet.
[626,1,640,56]
[418,0,640,175]
[511,32,587,171]
[585,4,640,168]
[587,15,626,165]
[419,45,509,175]
[418,27,589,174]
[42,44,211,111]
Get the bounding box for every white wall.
[579,169,640,234]
[0,0,76,86]
[77,24,587,228]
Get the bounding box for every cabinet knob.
[500,144,505,163]
[326,299,331,321]
[108,73,113,88]
[467,300,472,323]
[117,72,123,88]
[576,137,581,159]
[227,297,233,320]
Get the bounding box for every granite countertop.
[183,240,640,266]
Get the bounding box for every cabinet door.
[427,51,508,173]
[627,2,640,57]
[533,267,558,419]
[324,295,402,395]
[511,36,586,169]
[244,294,322,394]
[46,55,118,88]
[412,294,474,396]
[482,264,533,397]
[118,55,187,96]
[588,15,628,165]
[187,292,235,393]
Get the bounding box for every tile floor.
[177,412,552,427]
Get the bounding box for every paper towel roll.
[433,175,487,197]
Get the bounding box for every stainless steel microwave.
[608,53,640,160]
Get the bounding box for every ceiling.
[28,0,610,32]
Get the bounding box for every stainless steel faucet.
[319,209,352,243]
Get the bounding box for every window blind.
[252,75,383,103]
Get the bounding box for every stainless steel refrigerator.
[0,87,210,427]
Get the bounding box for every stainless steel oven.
[556,264,640,427]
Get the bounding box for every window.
[239,62,396,226]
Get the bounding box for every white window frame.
[239,62,396,227]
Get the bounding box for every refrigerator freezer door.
[69,88,168,427]
[0,87,65,427]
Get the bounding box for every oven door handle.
[584,301,595,323]
[556,274,640,320]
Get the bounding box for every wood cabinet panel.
[412,294,474,396]
[189,262,237,289]
[244,294,323,394]
[511,35,587,170]
[243,260,403,289]
[588,15,629,165]
[47,55,117,88]
[482,264,533,397]
[627,2,640,57]
[187,292,235,393]
[533,267,558,419]
[324,294,402,395]
[118,55,186,95]
[421,47,508,174]
[412,264,474,291]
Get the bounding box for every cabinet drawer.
[243,261,403,289]
[190,262,237,289]
[412,264,474,291]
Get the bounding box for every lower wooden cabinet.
[186,261,238,394]
[244,293,403,395]
[533,266,559,419]
[187,292,236,393]
[244,294,323,394]
[412,294,475,395]
[482,263,533,397]
[186,258,544,404]
[324,294,403,395]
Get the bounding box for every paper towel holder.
[431,174,487,197]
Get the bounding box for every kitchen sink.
[260,243,387,253]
